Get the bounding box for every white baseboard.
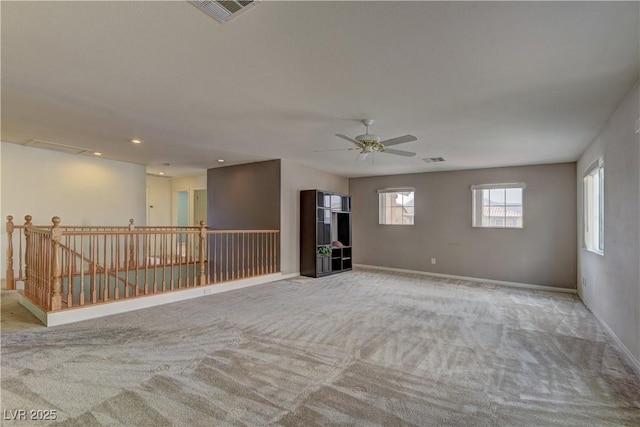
[280,272,301,280]
[19,272,291,327]
[586,304,640,377]
[18,293,48,325]
[353,264,577,294]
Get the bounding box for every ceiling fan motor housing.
[356,119,381,144]
[355,134,381,144]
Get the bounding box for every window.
[471,183,524,228]
[378,188,414,225]
[583,160,604,254]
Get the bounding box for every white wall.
[146,175,172,226]
[280,159,349,274]
[577,82,640,368]
[1,142,147,280]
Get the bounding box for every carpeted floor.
[1,269,639,426]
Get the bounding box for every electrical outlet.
[431,258,436,265]
[582,277,587,287]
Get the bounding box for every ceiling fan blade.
[380,135,417,147]
[335,134,360,145]
[383,148,416,157]
[314,148,357,152]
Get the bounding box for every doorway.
[193,189,207,226]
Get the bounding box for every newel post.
[198,221,206,286]
[128,218,136,268]
[50,216,63,311]
[6,216,15,290]
[23,215,33,282]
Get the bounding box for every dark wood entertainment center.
[300,189,352,278]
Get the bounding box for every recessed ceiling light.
[93,152,102,156]
[131,139,142,144]
[218,159,225,163]
[158,172,165,175]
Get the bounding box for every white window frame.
[471,183,525,229]
[583,160,604,255]
[378,188,415,225]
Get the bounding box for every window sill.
[583,247,604,256]
[472,226,523,229]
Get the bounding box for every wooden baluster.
[18,227,23,284]
[43,233,48,307]
[268,232,272,273]
[143,234,148,294]
[90,235,97,304]
[229,233,236,280]
[79,236,85,306]
[206,232,210,284]
[50,217,63,311]
[226,233,229,281]
[236,232,239,279]
[114,234,120,300]
[109,234,114,299]
[102,233,107,301]
[273,232,277,273]
[123,233,129,299]
[161,233,166,292]
[198,221,206,286]
[66,235,72,307]
[257,233,261,275]
[6,216,15,290]
[152,233,157,293]
[23,215,32,285]
[177,232,182,289]
[185,234,190,288]
[128,218,135,268]
[271,232,275,273]
[241,232,245,279]
[251,233,254,277]
[169,232,175,290]
[24,216,33,298]
[211,233,219,283]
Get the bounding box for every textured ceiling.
[2,1,638,178]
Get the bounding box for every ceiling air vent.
[423,157,446,163]
[189,0,257,24]
[24,139,90,155]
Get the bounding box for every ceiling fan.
[319,119,417,161]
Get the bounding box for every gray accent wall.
[206,159,348,275]
[349,163,577,288]
[577,82,640,366]
[207,160,281,230]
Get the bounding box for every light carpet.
[1,269,639,426]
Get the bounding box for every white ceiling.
[2,1,638,178]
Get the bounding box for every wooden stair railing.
[5,215,280,314]
[57,242,138,308]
